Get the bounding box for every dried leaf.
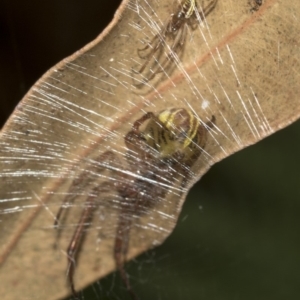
[0,1,300,299]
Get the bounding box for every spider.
[55,108,215,300]
[133,0,218,88]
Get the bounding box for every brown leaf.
[0,0,299,299]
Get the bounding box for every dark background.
[1,1,299,300]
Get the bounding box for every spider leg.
[137,24,187,86]
[65,179,117,299]
[137,21,169,59]
[132,111,155,131]
[114,207,139,300]
[56,151,120,297]
[137,35,161,59]
[113,112,161,300]
[54,151,116,231]
[196,0,218,23]
[125,112,156,160]
[133,40,163,76]
[132,22,169,86]
[66,188,97,299]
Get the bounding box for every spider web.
[0,1,300,300]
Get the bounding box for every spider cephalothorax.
[55,108,214,300]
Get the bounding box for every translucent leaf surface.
[0,1,300,300]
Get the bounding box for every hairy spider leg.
[66,196,94,299]
[133,25,187,89]
[54,151,117,243]
[137,20,169,59]
[133,21,188,88]
[54,151,118,228]
[113,112,164,300]
[145,24,188,80]
[114,206,139,300]
[132,26,169,82]
[196,0,218,21]
[113,169,173,300]
[113,171,173,300]
[66,179,118,299]
[132,112,156,131]
[54,150,121,299]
